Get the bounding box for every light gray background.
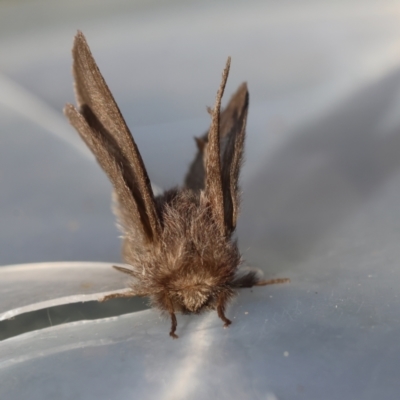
[1,1,400,399]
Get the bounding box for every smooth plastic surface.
[0,262,128,320]
[1,1,400,399]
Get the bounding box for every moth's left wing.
[70,31,161,244]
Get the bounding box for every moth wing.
[65,31,161,245]
[184,73,248,234]
[184,83,248,192]
[204,58,231,236]
[220,83,249,234]
[64,105,151,249]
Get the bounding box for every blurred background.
[2,1,400,398]
[2,0,400,268]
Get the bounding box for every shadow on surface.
[240,67,400,270]
[0,297,149,341]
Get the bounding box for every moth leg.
[217,293,232,328]
[100,291,136,302]
[169,313,178,339]
[163,296,179,339]
[255,278,290,286]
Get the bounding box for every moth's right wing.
[185,77,249,235]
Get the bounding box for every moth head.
[170,272,225,313]
[178,284,213,312]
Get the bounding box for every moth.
[64,31,288,338]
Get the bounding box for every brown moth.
[64,31,288,339]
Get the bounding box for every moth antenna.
[205,57,231,236]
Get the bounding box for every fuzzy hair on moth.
[64,31,289,338]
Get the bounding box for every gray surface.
[0,262,129,319]
[1,1,400,399]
